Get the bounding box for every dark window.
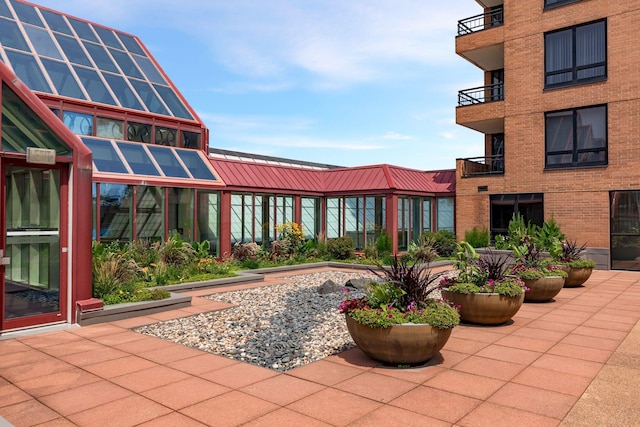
[40,10,72,35]
[544,0,581,9]
[491,133,504,172]
[68,18,99,42]
[155,126,177,146]
[74,66,117,105]
[56,34,92,67]
[491,69,504,101]
[545,105,607,169]
[545,20,606,88]
[0,18,30,51]
[181,130,201,149]
[127,122,152,143]
[490,194,543,238]
[12,2,43,27]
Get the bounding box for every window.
[436,198,455,232]
[545,20,606,88]
[544,0,581,9]
[63,110,93,135]
[490,194,543,238]
[545,105,607,168]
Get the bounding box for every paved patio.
[1,267,639,426]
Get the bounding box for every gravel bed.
[134,271,377,372]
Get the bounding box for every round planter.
[441,289,524,325]
[522,276,565,302]
[563,266,593,287]
[345,315,452,365]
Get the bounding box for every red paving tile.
[488,382,578,420]
[83,354,159,378]
[287,388,382,426]
[475,344,542,365]
[243,408,333,426]
[287,359,365,386]
[443,336,491,354]
[0,383,33,408]
[350,405,450,426]
[322,347,379,369]
[241,374,325,406]
[200,361,278,389]
[0,399,62,426]
[12,367,101,398]
[559,333,622,351]
[371,364,446,383]
[136,412,209,426]
[452,355,526,381]
[390,385,482,424]
[38,380,133,416]
[179,390,278,427]
[142,377,230,410]
[494,334,557,352]
[458,401,561,427]
[166,353,239,375]
[67,394,173,427]
[546,342,614,363]
[511,366,593,396]
[333,371,418,403]
[111,365,191,393]
[531,354,604,378]
[424,369,506,400]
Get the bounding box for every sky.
[33,0,485,170]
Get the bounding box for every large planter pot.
[345,315,452,365]
[563,266,593,287]
[441,289,524,325]
[522,276,565,302]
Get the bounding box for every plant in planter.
[554,240,596,287]
[440,242,528,325]
[339,255,459,365]
[510,238,567,302]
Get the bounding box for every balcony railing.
[457,6,504,36]
[458,83,504,107]
[460,156,504,178]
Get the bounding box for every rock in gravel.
[317,279,341,294]
[345,277,371,290]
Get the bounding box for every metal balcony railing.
[458,83,504,107]
[457,6,504,36]
[460,156,504,178]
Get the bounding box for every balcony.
[457,6,504,36]
[459,155,504,178]
[458,83,504,107]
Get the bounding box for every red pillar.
[219,191,232,258]
[386,194,398,254]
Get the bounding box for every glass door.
[1,162,67,330]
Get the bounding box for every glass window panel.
[268,195,275,240]
[109,48,144,78]
[82,41,118,72]
[577,105,607,149]
[96,117,124,139]
[116,32,145,56]
[423,198,432,232]
[436,197,454,232]
[62,110,92,135]
[12,2,43,27]
[243,194,253,243]
[181,130,201,149]
[175,149,216,180]
[326,198,341,239]
[147,145,189,178]
[129,79,169,115]
[55,34,91,66]
[73,66,116,105]
[254,194,264,245]
[136,186,163,240]
[67,18,98,42]
[127,121,151,142]
[153,84,194,120]
[116,142,160,176]
[99,183,132,242]
[0,1,12,18]
[92,25,122,49]
[230,194,244,244]
[41,58,85,99]
[102,73,144,110]
[397,197,409,251]
[4,51,51,92]
[155,126,177,146]
[168,188,193,241]
[24,25,62,59]
[545,30,572,73]
[546,110,573,153]
[576,21,605,67]
[1,82,71,154]
[345,197,363,249]
[40,9,72,35]
[133,55,166,84]
[0,18,30,51]
[411,197,422,243]
[301,198,318,240]
[197,191,219,257]
[81,137,128,173]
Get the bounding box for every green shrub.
[363,243,378,260]
[326,237,355,260]
[375,230,392,257]
[422,230,457,257]
[464,227,490,248]
[92,251,139,299]
[232,242,261,261]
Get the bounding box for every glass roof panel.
[175,149,216,180]
[146,145,189,178]
[0,18,30,51]
[54,33,91,66]
[133,55,166,85]
[5,51,51,93]
[116,32,146,56]
[40,9,72,35]
[93,25,122,49]
[41,58,85,99]
[67,17,98,42]
[23,25,62,59]
[81,137,128,173]
[1,82,71,154]
[153,84,193,120]
[73,66,116,105]
[11,1,43,27]
[82,41,118,73]
[0,1,12,18]
[108,48,143,79]
[102,73,143,110]
[115,142,160,176]
[129,79,169,115]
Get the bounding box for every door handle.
[0,249,9,266]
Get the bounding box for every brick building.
[455,0,640,270]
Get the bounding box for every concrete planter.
[441,289,524,325]
[563,266,593,287]
[345,315,452,365]
[522,276,565,302]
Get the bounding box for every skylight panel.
[81,137,128,173]
[116,32,146,56]
[5,51,51,93]
[39,9,72,35]
[175,149,217,180]
[11,1,43,27]
[55,33,91,66]
[116,142,161,176]
[0,18,30,51]
[24,25,62,60]
[92,25,122,49]
[67,18,99,42]
[82,41,118,73]
[153,84,194,120]
[133,56,166,85]
[41,58,85,99]
[102,73,144,110]
[0,1,12,18]
[108,48,143,79]
[128,79,169,115]
[73,66,117,105]
[146,145,189,178]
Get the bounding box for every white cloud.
[381,132,414,140]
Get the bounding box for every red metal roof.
[211,158,455,195]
